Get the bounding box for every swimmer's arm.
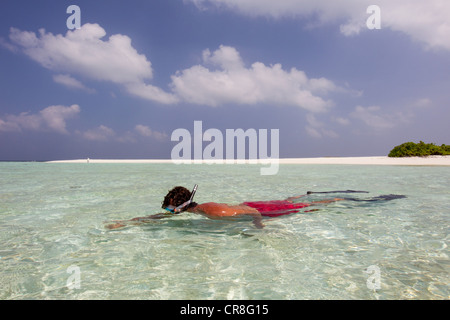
[105,213,172,229]
[246,212,265,229]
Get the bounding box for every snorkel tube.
[164,184,198,214]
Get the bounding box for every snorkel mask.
[164,184,198,214]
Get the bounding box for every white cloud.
[339,19,365,37]
[379,1,450,51]
[333,116,350,126]
[134,124,153,137]
[125,83,179,105]
[9,23,176,104]
[134,124,168,141]
[0,118,20,132]
[78,124,168,142]
[187,0,362,20]
[305,113,338,138]
[9,24,151,83]
[0,104,80,134]
[8,25,346,109]
[0,112,38,132]
[187,0,450,51]
[170,45,338,111]
[0,36,18,52]
[81,125,115,141]
[413,98,432,109]
[53,74,95,93]
[350,105,413,129]
[39,104,81,134]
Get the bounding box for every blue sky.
[1,0,449,160]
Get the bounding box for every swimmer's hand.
[105,222,126,230]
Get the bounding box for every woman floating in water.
[106,185,346,229]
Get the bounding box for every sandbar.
[46,156,450,166]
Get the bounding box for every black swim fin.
[342,194,406,202]
[306,190,369,195]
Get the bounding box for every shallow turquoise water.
[0,162,448,299]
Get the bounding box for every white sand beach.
[46,156,450,166]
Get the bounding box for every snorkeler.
[105,185,344,229]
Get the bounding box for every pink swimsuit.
[242,200,310,217]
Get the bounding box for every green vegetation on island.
[388,141,450,157]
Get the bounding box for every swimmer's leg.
[284,194,307,203]
[310,198,345,205]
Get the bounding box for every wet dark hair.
[162,186,197,211]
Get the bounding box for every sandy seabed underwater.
[0,162,449,299]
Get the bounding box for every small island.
[388,141,450,157]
